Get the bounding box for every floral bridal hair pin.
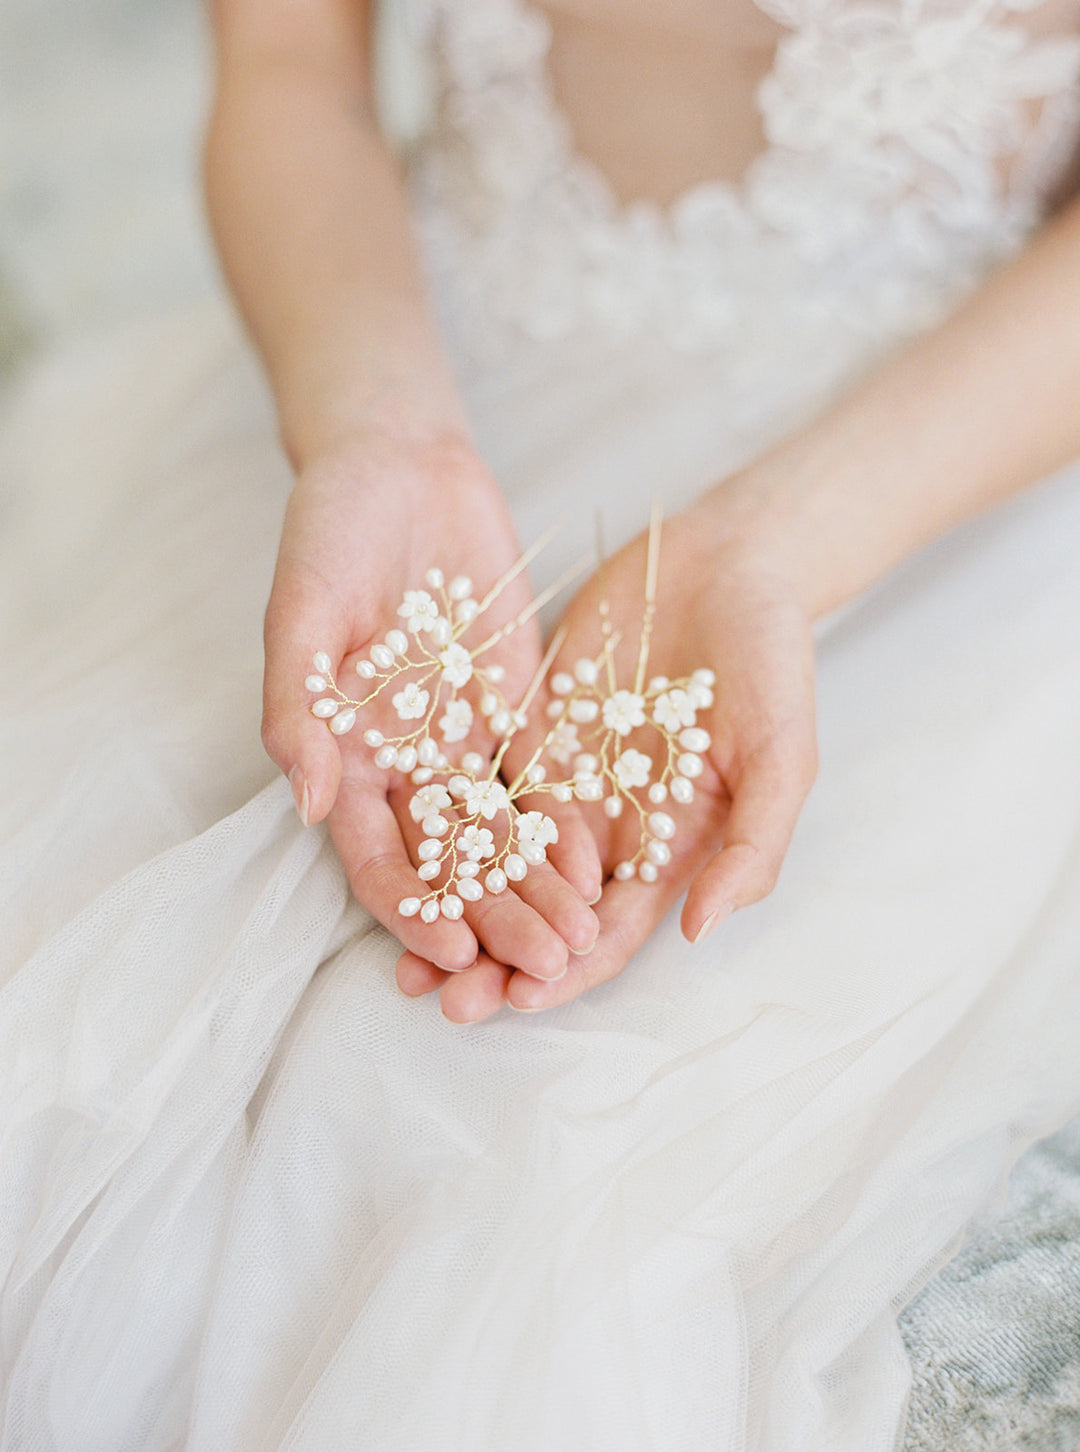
[305,508,715,923]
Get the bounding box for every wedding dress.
[4,1,1080,1448]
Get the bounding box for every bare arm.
[205,0,601,989]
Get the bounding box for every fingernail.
[693,902,736,945]
[288,766,310,827]
[508,999,547,1013]
[587,889,602,906]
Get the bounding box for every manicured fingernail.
[587,890,602,906]
[508,999,547,1013]
[693,902,736,944]
[288,766,310,826]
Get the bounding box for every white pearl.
[398,897,421,918]
[546,700,564,720]
[329,709,356,735]
[670,776,695,804]
[363,728,384,748]
[648,676,670,692]
[396,745,419,773]
[420,899,441,924]
[411,767,434,785]
[552,784,573,803]
[647,782,668,804]
[648,811,676,841]
[574,658,599,686]
[418,737,438,766]
[440,894,464,920]
[486,663,506,684]
[448,775,470,798]
[418,860,441,880]
[575,779,604,802]
[305,674,327,692]
[456,599,479,623]
[692,686,715,709]
[677,753,703,779]
[374,745,399,770]
[526,764,546,784]
[504,853,527,881]
[614,861,636,881]
[462,751,485,774]
[422,814,449,837]
[457,860,480,879]
[371,644,395,669]
[604,796,623,819]
[520,842,547,866]
[551,672,574,696]
[458,878,483,902]
[432,619,452,647]
[574,753,598,774]
[490,709,512,735]
[569,699,599,723]
[313,651,332,675]
[312,699,339,718]
[646,839,672,866]
[435,754,450,770]
[513,710,528,730]
[449,575,473,601]
[692,668,716,687]
[638,861,659,883]
[679,727,711,753]
[418,838,444,861]
[486,868,508,895]
[425,567,445,589]
[385,629,409,656]
[356,659,377,679]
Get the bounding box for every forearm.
[204,3,465,470]
[725,196,1080,617]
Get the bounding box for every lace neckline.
[410,0,1080,358]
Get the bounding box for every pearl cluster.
[305,549,713,923]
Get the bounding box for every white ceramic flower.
[393,682,430,720]
[439,642,474,688]
[439,697,474,743]
[613,748,652,791]
[515,811,559,849]
[463,779,511,821]
[602,690,646,737]
[409,783,452,823]
[397,589,441,634]
[545,719,582,764]
[459,824,496,861]
[653,688,696,732]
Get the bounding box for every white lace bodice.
[397,0,1080,369]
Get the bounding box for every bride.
[3,0,1080,1446]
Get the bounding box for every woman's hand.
[396,485,818,1019]
[262,426,601,979]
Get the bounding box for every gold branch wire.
[633,501,663,697]
[471,553,593,658]
[474,520,566,617]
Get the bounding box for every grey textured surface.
[901,1118,1080,1451]
[3,5,1080,1447]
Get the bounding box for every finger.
[396,950,450,998]
[515,788,604,906]
[263,559,352,826]
[439,953,514,1023]
[681,735,817,942]
[494,854,600,959]
[328,776,479,973]
[506,873,679,1012]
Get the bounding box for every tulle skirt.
[3,298,1080,1451]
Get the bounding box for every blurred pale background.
[0,0,215,379]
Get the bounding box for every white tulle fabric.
[4,4,1080,1450]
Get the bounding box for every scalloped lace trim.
[406,0,1080,362]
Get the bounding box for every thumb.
[262,561,352,826]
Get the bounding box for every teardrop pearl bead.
[520,843,547,866]
[457,860,480,879]
[329,709,356,735]
[485,868,508,895]
[604,796,623,819]
[420,900,441,923]
[440,894,464,920]
[313,651,332,675]
[305,674,327,692]
[374,745,399,770]
[458,878,483,902]
[363,728,384,747]
[418,839,443,861]
[646,839,672,866]
[371,644,395,669]
[396,745,418,773]
[679,727,711,753]
[648,811,676,841]
[676,753,703,779]
[312,699,339,718]
[462,752,485,774]
[647,783,668,804]
[670,776,694,804]
[638,861,659,883]
[551,784,573,803]
[425,567,445,589]
[504,854,527,881]
[449,575,473,600]
[385,629,408,656]
[614,861,636,881]
[356,660,377,679]
[418,860,441,880]
[418,737,439,766]
[398,897,421,918]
